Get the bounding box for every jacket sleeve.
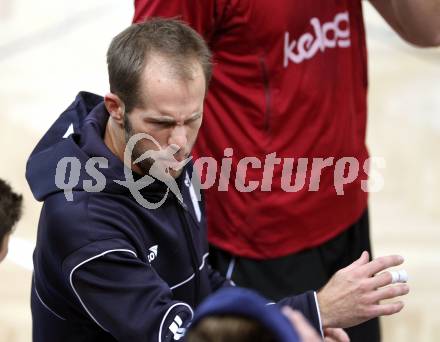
[206,262,235,291]
[63,239,193,342]
[276,291,324,338]
[133,0,227,41]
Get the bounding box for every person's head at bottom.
[187,315,278,342]
[0,179,23,263]
[185,288,321,342]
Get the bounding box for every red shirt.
[134,0,369,259]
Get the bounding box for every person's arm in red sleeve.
[369,0,440,47]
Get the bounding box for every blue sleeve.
[64,241,193,342]
[276,291,323,337]
[206,262,235,291]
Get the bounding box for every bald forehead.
[137,53,205,106]
[143,53,203,84]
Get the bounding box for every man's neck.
[104,119,124,162]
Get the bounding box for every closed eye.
[152,121,174,128]
[185,114,202,124]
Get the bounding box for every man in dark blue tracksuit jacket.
[26,20,321,342]
[27,92,321,342]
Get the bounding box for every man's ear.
[104,93,125,126]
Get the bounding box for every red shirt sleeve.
[133,0,225,41]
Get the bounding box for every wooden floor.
[0,1,439,341]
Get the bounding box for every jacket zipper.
[259,56,272,133]
[176,198,201,305]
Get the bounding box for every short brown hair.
[185,315,277,342]
[107,18,212,113]
[0,179,23,241]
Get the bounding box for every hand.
[282,307,322,342]
[324,328,350,342]
[317,251,410,328]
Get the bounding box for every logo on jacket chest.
[147,245,158,263]
[284,11,351,66]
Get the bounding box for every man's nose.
[168,125,187,152]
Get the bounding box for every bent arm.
[70,250,193,342]
[369,0,440,47]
